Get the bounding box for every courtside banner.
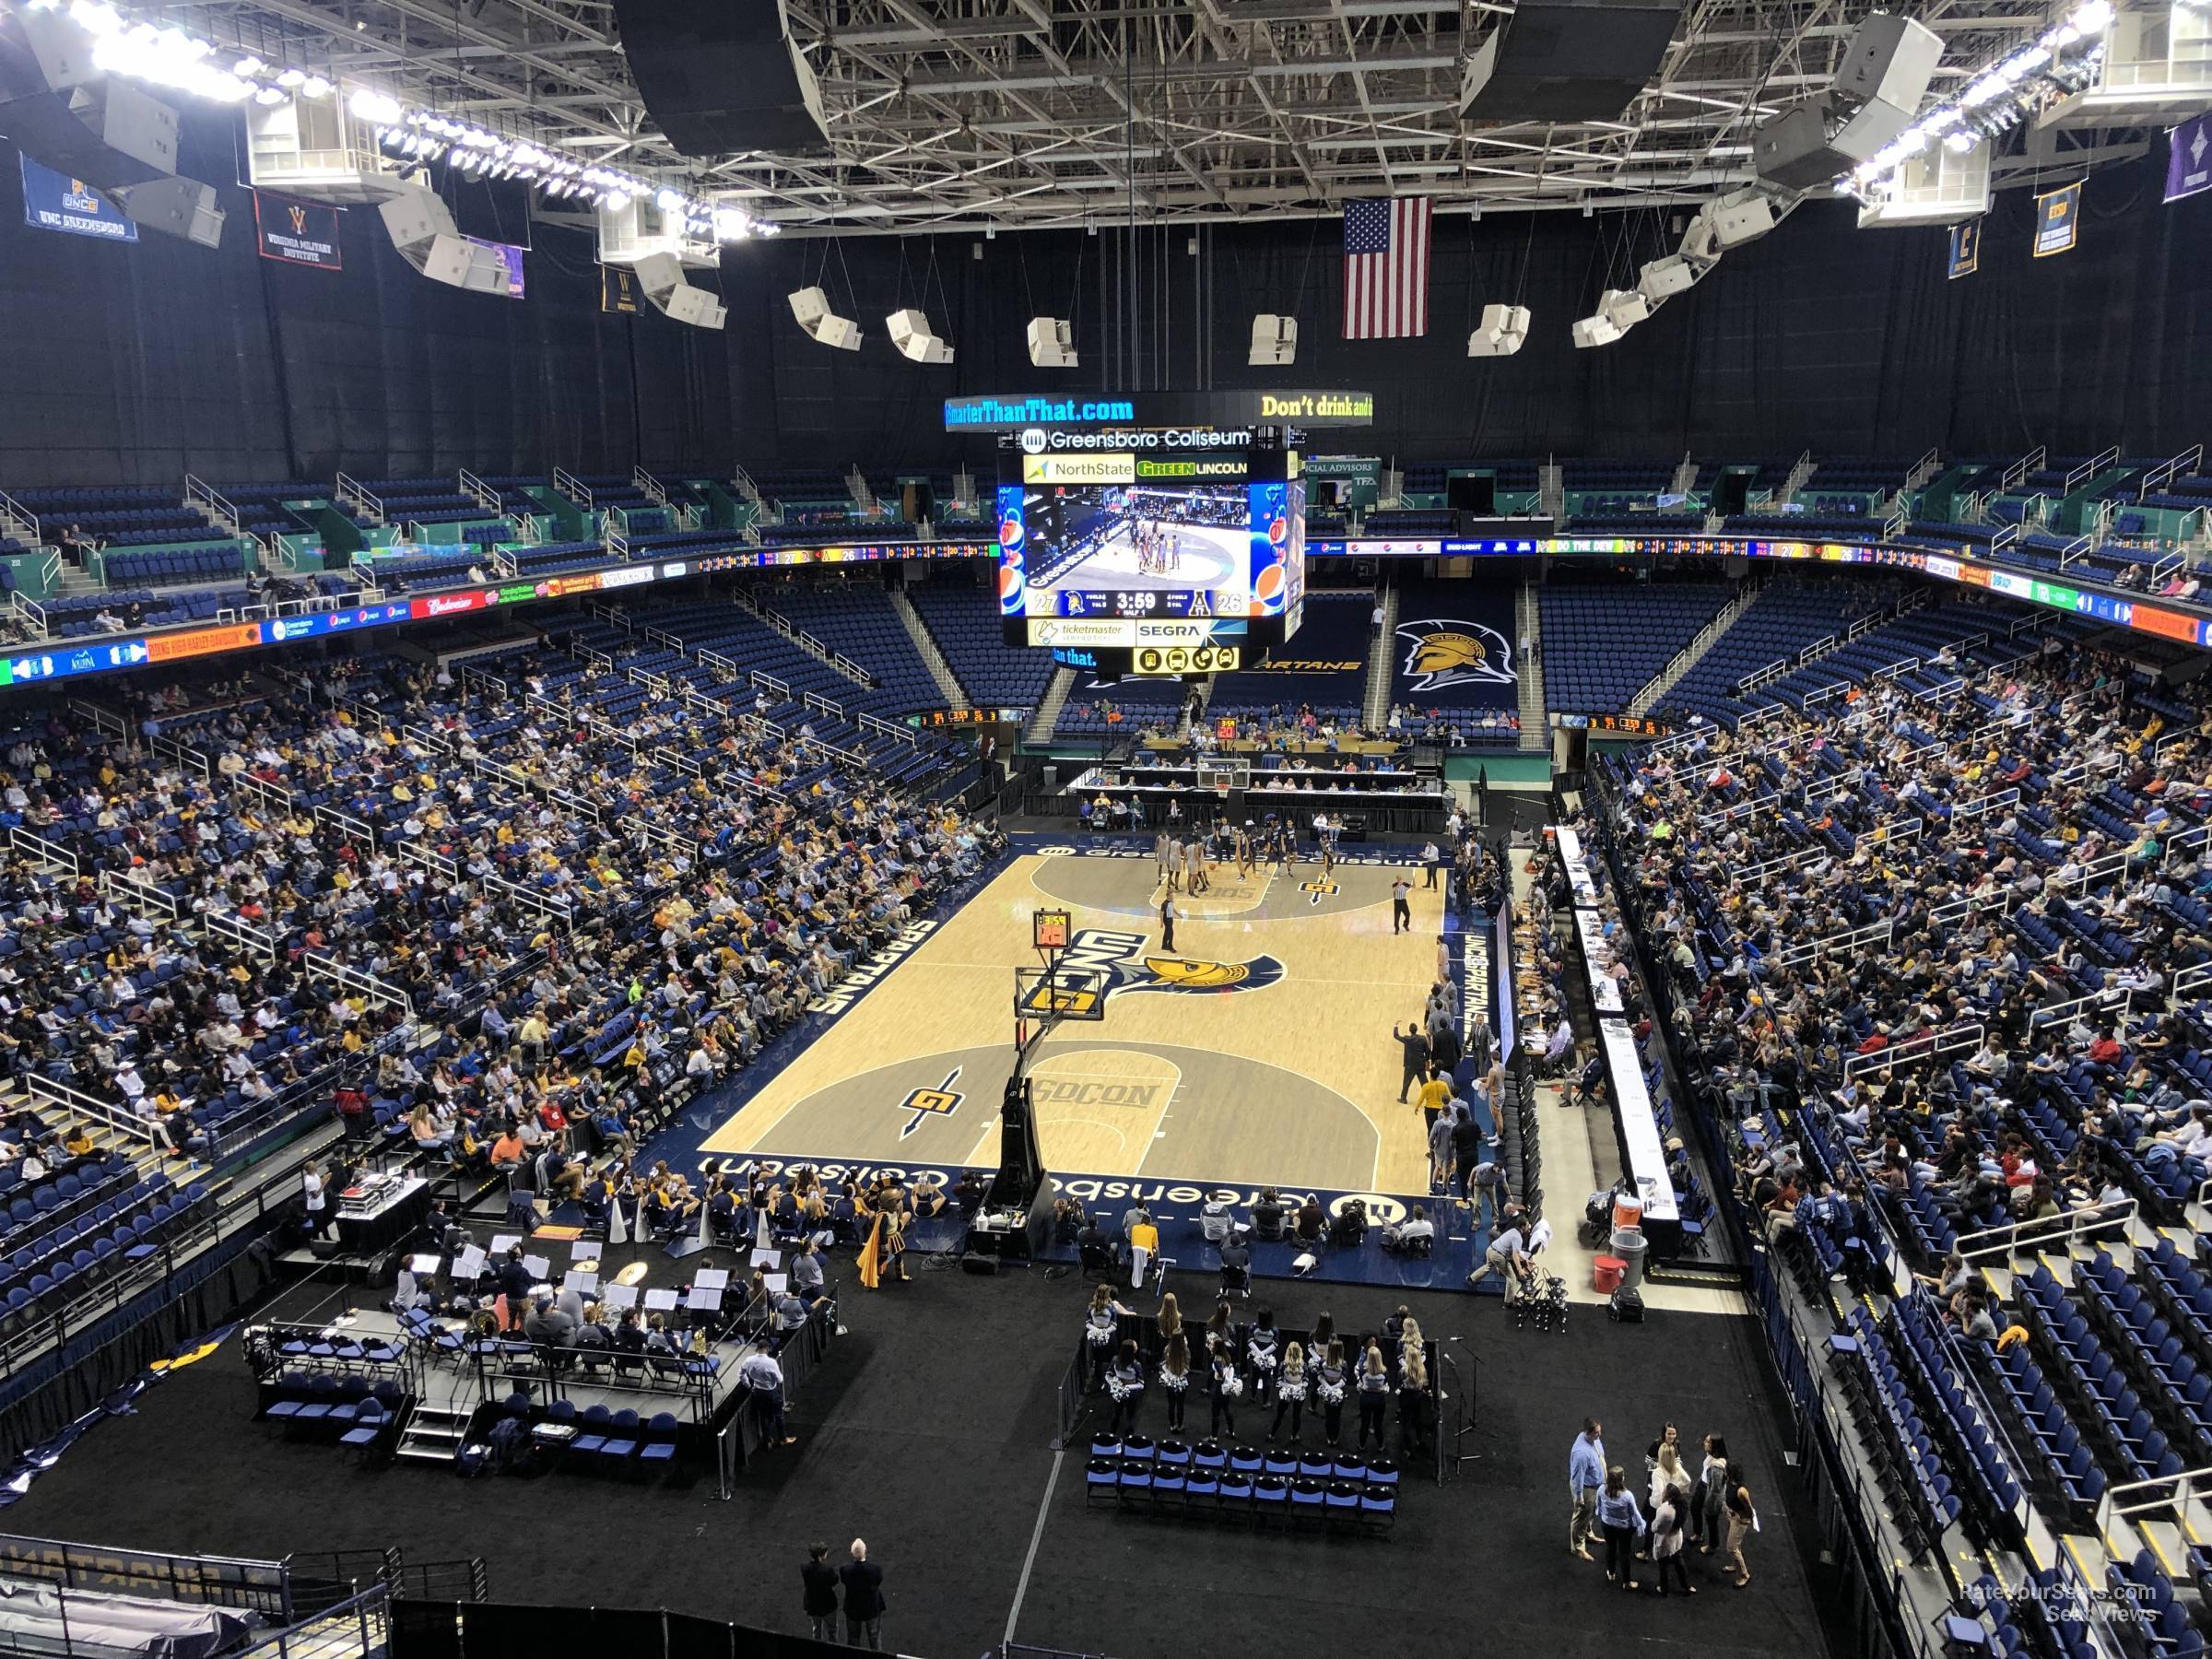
[2033,182,2082,257]
[252,190,342,270]
[19,157,135,241]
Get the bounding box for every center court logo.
[1394,618,1516,692]
[1058,927,1285,1000]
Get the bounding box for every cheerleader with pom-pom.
[1270,1340,1310,1444]
[1313,1339,1350,1448]
[1244,1309,1282,1405]
[1106,1337,1147,1435]
[1083,1283,1129,1394]
[1208,1334,1243,1436]
[1159,1331,1192,1433]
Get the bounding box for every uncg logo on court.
[897,1066,966,1138]
[1061,927,1286,1000]
[1393,618,1516,692]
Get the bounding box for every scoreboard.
[996,442,1305,659]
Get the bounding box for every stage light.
[1945,130,1979,153]
[300,76,331,98]
[653,186,684,211]
[604,192,629,214]
[253,85,286,104]
[275,66,306,88]
[350,87,405,124]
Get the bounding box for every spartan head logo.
[1394,618,1516,692]
[1061,928,1286,1001]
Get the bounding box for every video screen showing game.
[1000,480,1252,619]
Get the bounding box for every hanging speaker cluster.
[378,183,512,293]
[633,251,725,330]
[789,285,860,350]
[1465,303,1531,358]
[0,6,226,247]
[886,307,952,364]
[1248,314,1297,366]
[1026,316,1077,369]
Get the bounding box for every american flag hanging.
[1341,195,1432,340]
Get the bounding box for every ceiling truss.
[148,0,2065,230]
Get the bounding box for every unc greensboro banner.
[2168,112,2212,204]
[19,156,136,241]
[600,263,642,314]
[2033,182,2082,257]
[1947,218,1981,280]
[252,190,341,270]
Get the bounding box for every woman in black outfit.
[1159,1332,1192,1434]
[1396,1345,1431,1457]
[1314,1340,1350,1448]
[1208,1335,1242,1437]
[1271,1341,1308,1444]
[1106,1338,1147,1435]
[1245,1309,1281,1406]
[1356,1343,1391,1451]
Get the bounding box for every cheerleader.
[1245,1309,1282,1404]
[1356,1343,1392,1451]
[1207,1335,1243,1436]
[1106,1338,1147,1435]
[1271,1341,1310,1443]
[1085,1284,1130,1394]
[1314,1339,1350,1448]
[1156,1291,1183,1348]
[1159,1332,1192,1433]
[1397,1346,1432,1458]
[1310,1311,1337,1362]
[1204,1300,1235,1361]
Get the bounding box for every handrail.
[553,466,592,510]
[398,840,460,882]
[1957,1195,2136,1264]
[1949,787,2018,822]
[11,825,77,877]
[27,1071,157,1144]
[1773,913,1893,967]
[632,465,667,508]
[2027,988,2110,1033]
[98,866,178,920]
[858,709,919,747]
[2000,446,2044,491]
[1841,1020,1983,1080]
[2138,443,2206,504]
[457,467,499,514]
[204,909,277,961]
[306,949,416,1018]
[802,689,846,723]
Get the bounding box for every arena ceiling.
[160,0,2075,231]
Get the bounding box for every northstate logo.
[1057,927,1286,1001]
[1394,617,1516,692]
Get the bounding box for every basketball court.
[698,846,1448,1194]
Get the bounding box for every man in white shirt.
[738,1347,796,1446]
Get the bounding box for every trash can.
[1610,1224,1649,1291]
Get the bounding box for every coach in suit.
[840,1538,886,1649]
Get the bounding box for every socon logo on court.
[1058,927,1285,1000]
[1393,618,1516,692]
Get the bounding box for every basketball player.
[1181,835,1204,896]
[1155,828,1174,892]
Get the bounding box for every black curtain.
[2,94,2206,486]
[0,113,729,486]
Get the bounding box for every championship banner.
[252,190,341,270]
[2033,182,2082,257]
[19,156,135,241]
[2167,112,2212,204]
[1947,218,1981,280]
[466,236,526,299]
[600,263,642,314]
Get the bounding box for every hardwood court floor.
[700,851,1448,1194]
